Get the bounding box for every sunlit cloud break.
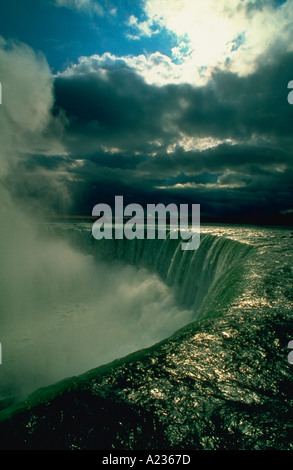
[137,0,293,81]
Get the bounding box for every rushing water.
[0,222,292,449]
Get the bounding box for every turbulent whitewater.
[0,222,292,450]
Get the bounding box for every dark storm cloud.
[9,49,293,217]
[59,142,293,217]
[135,142,291,177]
[54,51,293,154]
[53,67,182,154]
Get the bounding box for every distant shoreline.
[40,214,293,227]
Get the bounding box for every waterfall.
[48,225,252,318]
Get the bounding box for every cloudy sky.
[0,0,293,219]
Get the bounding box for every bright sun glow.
[142,0,293,78]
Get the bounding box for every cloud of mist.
[0,37,68,213]
[0,38,55,165]
[0,38,193,404]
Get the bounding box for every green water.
[0,224,292,449]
